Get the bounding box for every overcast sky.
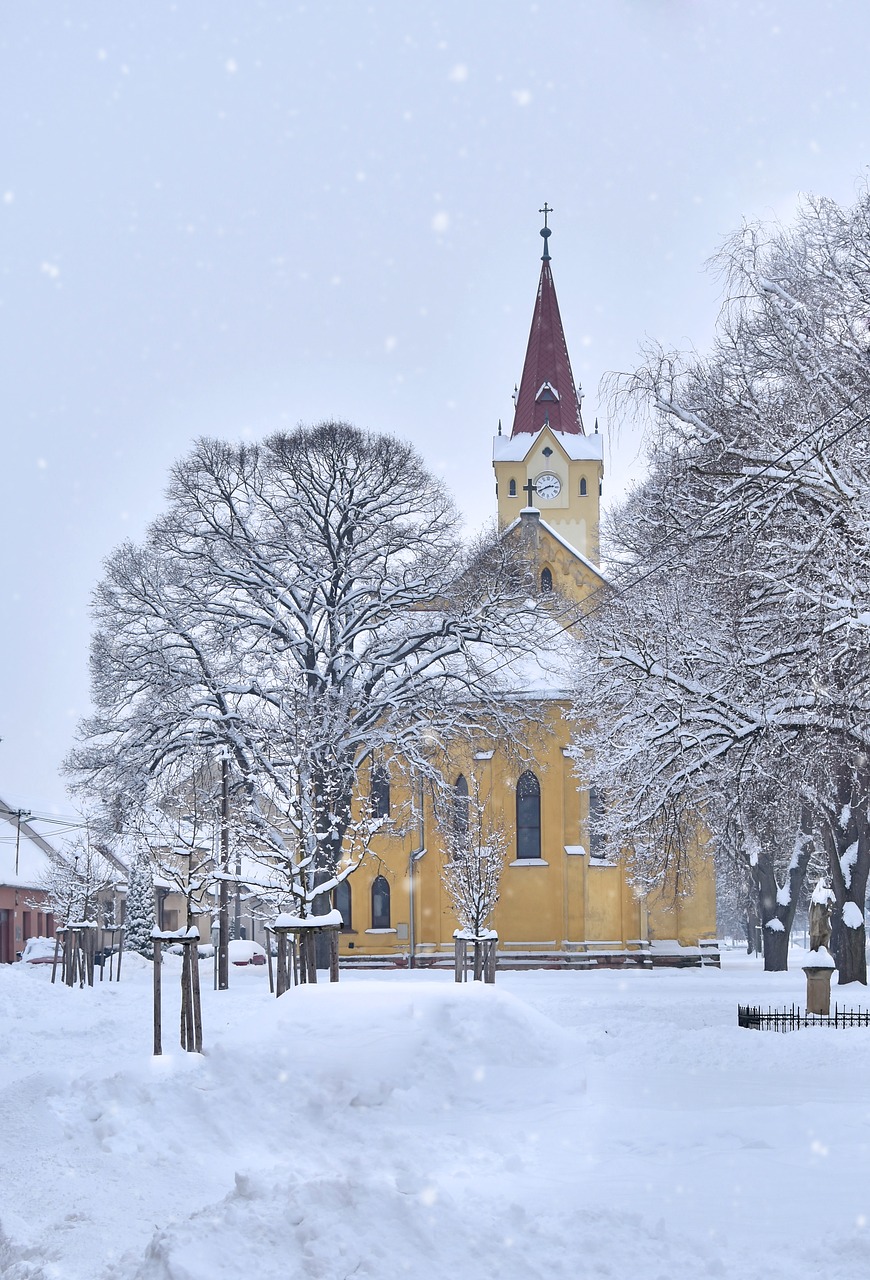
[3,0,869,820]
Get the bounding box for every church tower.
[493,210,604,563]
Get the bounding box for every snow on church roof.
[493,428,603,463]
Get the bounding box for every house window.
[453,774,470,846]
[371,875,391,929]
[370,764,391,819]
[509,478,517,497]
[334,879,352,932]
[516,771,541,860]
[580,477,587,496]
[540,567,553,593]
[589,786,606,859]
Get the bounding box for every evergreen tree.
[124,848,154,955]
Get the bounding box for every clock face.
[535,472,562,500]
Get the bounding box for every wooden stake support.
[151,931,203,1056]
[271,922,341,997]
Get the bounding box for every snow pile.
[842,901,864,929]
[2,957,870,1279]
[811,878,836,906]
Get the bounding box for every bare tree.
[69,424,548,945]
[437,775,507,979]
[34,831,117,929]
[574,187,870,980]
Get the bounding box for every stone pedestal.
[803,964,834,1016]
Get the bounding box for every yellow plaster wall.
[328,450,718,961]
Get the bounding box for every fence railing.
[738,1004,870,1031]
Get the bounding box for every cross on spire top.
[539,203,553,261]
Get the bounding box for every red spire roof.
[511,231,584,437]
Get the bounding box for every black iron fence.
[738,1004,870,1031]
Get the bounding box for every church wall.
[327,682,716,961]
[332,696,704,961]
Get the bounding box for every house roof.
[0,796,62,889]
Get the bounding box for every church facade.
[335,221,718,969]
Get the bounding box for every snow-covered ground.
[2,950,869,1279]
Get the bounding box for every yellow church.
[336,219,717,970]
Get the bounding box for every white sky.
[3,0,869,817]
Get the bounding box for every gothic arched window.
[334,879,352,932]
[509,478,517,497]
[580,477,588,496]
[540,567,553,593]
[370,764,391,819]
[516,771,541,860]
[453,774,470,846]
[371,875,391,929]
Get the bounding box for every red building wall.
[0,887,54,963]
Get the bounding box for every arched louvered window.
[334,879,352,932]
[540,567,553,593]
[580,477,588,496]
[371,875,391,929]
[453,774,470,845]
[509,478,517,497]
[370,764,390,819]
[516,771,541,860]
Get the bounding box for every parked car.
[228,940,267,966]
[20,936,58,965]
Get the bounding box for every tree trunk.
[824,764,870,986]
[838,921,867,986]
[746,900,761,955]
[762,924,789,972]
[753,808,814,973]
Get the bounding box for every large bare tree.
[573,188,870,980]
[69,423,547,930]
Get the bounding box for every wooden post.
[265,927,275,994]
[180,943,196,1052]
[85,927,96,988]
[190,941,203,1053]
[484,938,496,984]
[329,928,340,982]
[306,931,318,984]
[64,928,74,987]
[276,930,287,997]
[180,943,188,1051]
[153,938,162,1057]
[50,932,61,984]
[454,937,463,983]
[116,928,124,982]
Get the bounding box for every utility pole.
[218,754,230,990]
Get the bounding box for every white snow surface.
[842,901,865,929]
[840,840,858,888]
[811,879,836,906]
[2,953,870,1278]
[492,428,604,463]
